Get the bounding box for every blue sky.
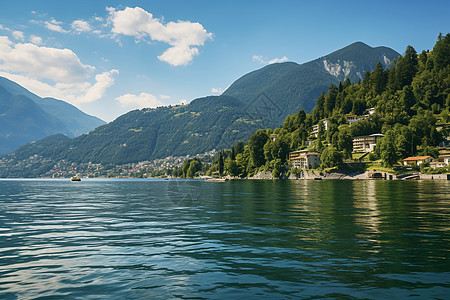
[0,0,448,121]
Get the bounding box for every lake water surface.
[0,179,449,299]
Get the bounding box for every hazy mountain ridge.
[0,77,105,154]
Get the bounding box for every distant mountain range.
[0,77,105,154]
[224,42,400,127]
[1,41,400,167]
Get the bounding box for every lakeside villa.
[352,134,384,152]
[402,156,433,166]
[289,150,321,169]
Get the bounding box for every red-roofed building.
[402,156,433,166]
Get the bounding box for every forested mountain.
[206,34,450,178]
[1,41,404,175]
[223,42,400,127]
[0,77,105,154]
[7,95,262,165]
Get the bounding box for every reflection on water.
[0,179,449,299]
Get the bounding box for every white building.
[352,134,384,152]
[311,119,328,137]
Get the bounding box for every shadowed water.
[0,179,449,299]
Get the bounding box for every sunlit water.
[0,178,449,299]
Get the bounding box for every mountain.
[223,42,400,126]
[1,41,401,172]
[0,77,105,154]
[5,95,262,166]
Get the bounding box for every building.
[311,119,328,137]
[346,108,375,125]
[439,136,450,148]
[402,156,433,166]
[346,115,359,125]
[290,150,321,169]
[352,134,384,152]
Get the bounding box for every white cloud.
[12,31,25,41]
[268,56,288,64]
[0,35,93,83]
[211,87,223,94]
[116,92,164,109]
[159,94,171,99]
[77,70,119,103]
[71,20,91,33]
[108,6,212,66]
[30,35,43,45]
[157,45,199,66]
[45,19,68,33]
[253,54,289,65]
[0,35,117,105]
[252,55,265,64]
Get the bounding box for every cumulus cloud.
[253,54,289,65]
[30,35,43,45]
[0,35,117,105]
[268,56,288,64]
[116,92,164,109]
[252,55,265,64]
[211,87,223,94]
[12,31,24,41]
[0,35,93,83]
[108,6,212,66]
[71,20,91,33]
[45,19,68,33]
[77,70,119,103]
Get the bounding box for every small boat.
[71,176,81,181]
[204,178,228,182]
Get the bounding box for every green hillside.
[223,42,400,126]
[207,34,450,178]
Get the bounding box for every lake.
[0,179,449,299]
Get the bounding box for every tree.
[225,157,240,177]
[324,85,339,117]
[377,130,399,167]
[401,85,416,114]
[218,151,224,176]
[397,45,418,88]
[186,159,202,178]
[370,62,386,95]
[272,159,282,178]
[320,147,343,169]
[248,129,269,168]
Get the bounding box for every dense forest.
[185,34,449,178]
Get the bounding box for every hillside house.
[402,156,433,166]
[311,119,328,137]
[347,108,375,125]
[352,134,384,152]
[290,150,321,169]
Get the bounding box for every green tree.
[272,159,282,178]
[186,159,202,178]
[218,151,224,176]
[225,157,240,177]
[370,61,386,95]
[401,85,416,114]
[248,129,269,168]
[377,130,399,167]
[320,147,343,168]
